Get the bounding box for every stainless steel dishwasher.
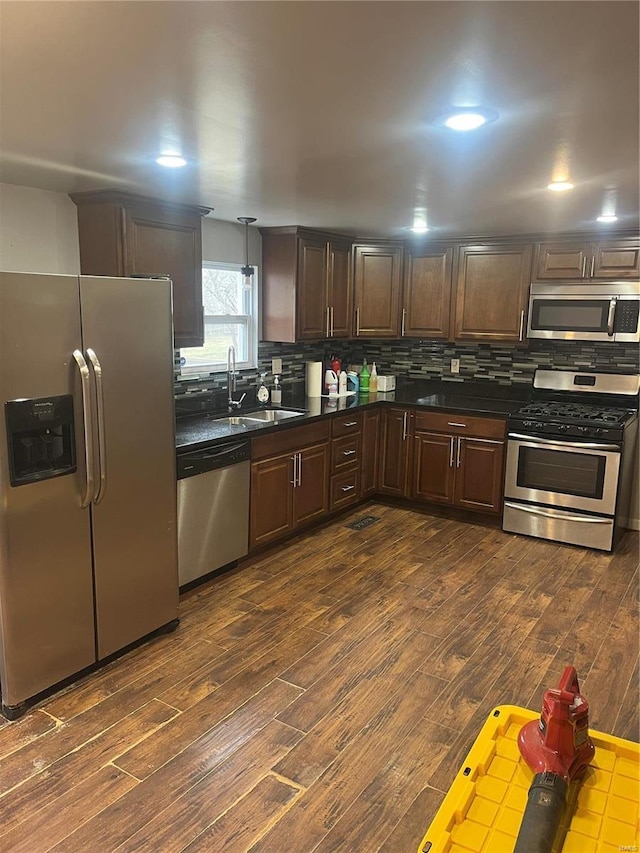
[177,439,251,586]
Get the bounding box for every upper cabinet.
[353,243,403,337]
[261,227,352,342]
[454,244,532,343]
[401,245,454,339]
[70,190,212,348]
[534,238,640,281]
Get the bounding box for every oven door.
[527,291,640,343]
[504,434,621,515]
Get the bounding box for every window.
[180,262,258,374]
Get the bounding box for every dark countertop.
[175,378,532,453]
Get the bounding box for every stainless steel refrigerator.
[0,271,179,718]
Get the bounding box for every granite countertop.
[175,378,532,453]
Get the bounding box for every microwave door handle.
[86,348,107,504]
[607,298,617,336]
[72,350,94,508]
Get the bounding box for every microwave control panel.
[615,300,639,332]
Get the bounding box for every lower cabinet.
[411,411,506,514]
[378,407,412,497]
[330,412,363,511]
[250,421,330,549]
[361,409,380,497]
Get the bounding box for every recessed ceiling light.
[436,108,498,132]
[156,154,187,168]
[409,224,430,234]
[596,214,618,223]
[547,181,574,192]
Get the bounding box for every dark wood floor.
[0,503,637,853]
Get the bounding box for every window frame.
[179,260,258,376]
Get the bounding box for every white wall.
[0,184,262,274]
[0,184,80,273]
[201,217,261,267]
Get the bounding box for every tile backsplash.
[175,339,639,403]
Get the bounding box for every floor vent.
[345,515,380,531]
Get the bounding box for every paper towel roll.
[306,361,323,397]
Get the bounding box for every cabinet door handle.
[326,306,330,338]
[449,436,455,467]
[582,256,587,277]
[402,411,408,441]
[401,308,406,336]
[355,307,361,336]
[343,421,358,428]
[447,422,467,428]
[341,484,356,492]
[590,256,595,277]
[330,305,334,337]
[342,449,357,456]
[456,437,461,468]
[519,309,525,342]
[297,452,302,487]
[290,455,297,487]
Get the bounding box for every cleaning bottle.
[339,370,347,395]
[272,375,282,405]
[370,362,378,393]
[257,372,269,404]
[360,358,370,393]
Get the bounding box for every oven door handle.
[504,502,613,523]
[508,433,620,452]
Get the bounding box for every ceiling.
[1,1,638,238]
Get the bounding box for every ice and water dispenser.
[5,395,76,486]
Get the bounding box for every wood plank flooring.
[0,503,637,853]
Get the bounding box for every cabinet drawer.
[331,412,362,437]
[252,420,330,460]
[331,434,361,473]
[414,411,506,439]
[330,469,360,511]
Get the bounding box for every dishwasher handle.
[177,440,251,478]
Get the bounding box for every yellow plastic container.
[418,705,639,853]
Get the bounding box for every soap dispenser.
[257,373,270,404]
[370,362,378,393]
[360,358,370,393]
[272,375,282,405]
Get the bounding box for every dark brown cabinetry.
[411,411,505,514]
[250,421,330,549]
[360,409,380,497]
[70,190,211,348]
[260,227,352,342]
[402,245,454,339]
[534,239,640,280]
[378,407,412,497]
[454,244,532,343]
[353,244,403,337]
[329,413,362,511]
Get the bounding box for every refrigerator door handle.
[72,349,94,508]
[86,348,107,504]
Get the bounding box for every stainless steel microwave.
[528,282,640,342]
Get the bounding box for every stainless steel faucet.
[227,345,246,411]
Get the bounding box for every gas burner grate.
[345,515,379,531]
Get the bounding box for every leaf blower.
[514,665,595,853]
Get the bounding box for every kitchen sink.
[242,409,306,422]
[212,409,306,428]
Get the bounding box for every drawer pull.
[343,421,358,427]
[341,484,356,492]
[448,422,467,428]
[342,449,357,456]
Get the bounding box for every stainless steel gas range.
[503,370,639,552]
